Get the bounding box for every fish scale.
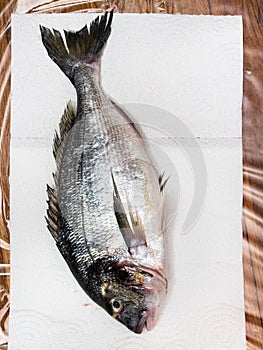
[41,10,168,334]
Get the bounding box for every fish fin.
[46,102,77,241]
[53,101,76,174]
[159,172,170,193]
[40,10,113,80]
[46,184,60,242]
[158,172,164,185]
[111,172,134,248]
[111,172,147,254]
[125,192,147,247]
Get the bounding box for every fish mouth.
[135,308,157,334]
[135,311,148,334]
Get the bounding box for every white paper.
[10,14,245,350]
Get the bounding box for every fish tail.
[40,10,113,80]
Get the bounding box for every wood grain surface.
[0,0,262,348]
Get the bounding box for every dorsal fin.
[46,184,59,241]
[46,102,77,242]
[53,101,76,166]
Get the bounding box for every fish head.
[100,262,167,333]
[103,284,148,333]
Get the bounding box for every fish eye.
[110,298,123,313]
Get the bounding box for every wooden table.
[0,0,262,348]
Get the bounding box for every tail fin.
[40,10,113,79]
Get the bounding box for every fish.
[40,11,168,334]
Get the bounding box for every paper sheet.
[10,14,245,350]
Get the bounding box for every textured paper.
[10,14,244,350]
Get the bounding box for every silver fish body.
[41,11,167,333]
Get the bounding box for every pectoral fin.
[125,192,147,247]
[111,172,147,255]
